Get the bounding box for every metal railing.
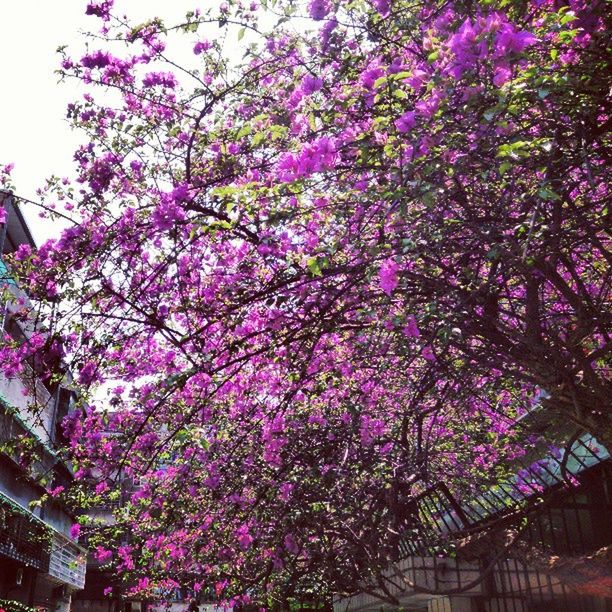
[398,434,610,557]
[48,530,88,589]
[0,510,51,571]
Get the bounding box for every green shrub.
[0,599,39,612]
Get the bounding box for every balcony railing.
[0,492,52,571]
[48,530,87,589]
[0,524,50,570]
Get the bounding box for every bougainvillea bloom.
[0,0,609,606]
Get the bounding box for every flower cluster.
[2,0,608,605]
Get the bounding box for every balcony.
[0,491,87,590]
[48,530,87,589]
[0,490,51,571]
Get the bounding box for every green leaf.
[538,187,560,201]
[236,124,251,139]
[373,75,388,89]
[237,27,245,41]
[483,109,496,121]
[252,132,266,146]
[307,257,322,277]
[560,12,578,25]
[392,71,412,81]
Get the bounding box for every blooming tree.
[0,0,609,605]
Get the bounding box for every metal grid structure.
[0,493,51,571]
[48,530,88,589]
[399,434,610,558]
[384,435,612,611]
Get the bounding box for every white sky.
[0,1,208,243]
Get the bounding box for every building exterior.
[0,192,87,611]
[334,413,612,612]
[2,190,610,611]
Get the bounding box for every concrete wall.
[0,372,55,447]
[0,559,74,611]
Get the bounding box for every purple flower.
[449,20,477,55]
[495,25,537,57]
[372,0,390,16]
[447,18,481,78]
[493,63,512,87]
[171,183,191,203]
[415,92,441,118]
[422,345,436,361]
[87,153,118,193]
[81,50,113,69]
[238,533,253,550]
[379,258,399,295]
[143,71,177,88]
[78,361,98,385]
[360,64,384,89]
[402,315,421,338]
[236,525,254,550]
[302,74,324,95]
[193,40,212,55]
[85,0,113,20]
[394,111,416,133]
[152,191,187,231]
[360,414,386,446]
[96,546,113,563]
[284,533,300,555]
[279,482,294,501]
[320,17,337,48]
[308,0,330,20]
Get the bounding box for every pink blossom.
[308,0,330,20]
[422,345,436,361]
[493,63,512,87]
[402,315,421,338]
[96,547,113,563]
[395,111,416,133]
[284,533,300,554]
[379,258,399,295]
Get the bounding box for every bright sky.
[0,1,204,243]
